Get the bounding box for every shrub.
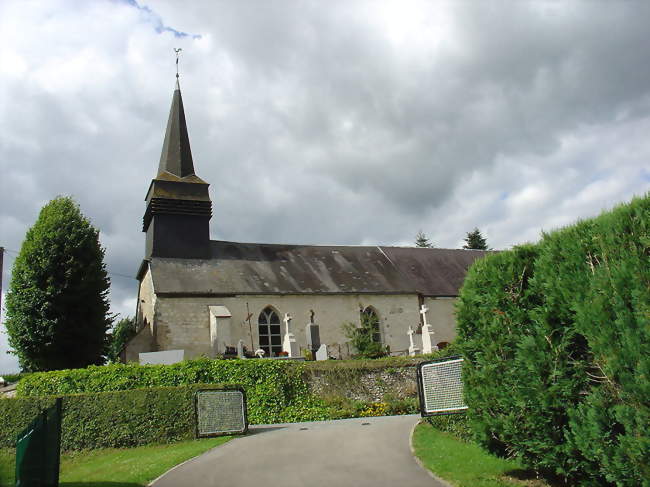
[456,244,541,457]
[456,194,650,486]
[427,414,473,443]
[341,312,388,358]
[16,358,332,425]
[14,356,436,428]
[0,383,237,450]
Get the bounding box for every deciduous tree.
[107,316,137,363]
[5,196,112,371]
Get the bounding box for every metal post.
[0,247,4,315]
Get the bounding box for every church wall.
[149,293,458,360]
[422,296,458,348]
[125,267,158,362]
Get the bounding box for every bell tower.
[142,80,212,259]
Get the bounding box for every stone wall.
[124,266,157,362]
[304,363,419,403]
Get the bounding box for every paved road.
[152,414,445,487]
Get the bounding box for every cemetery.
[0,35,646,487]
[1,192,646,487]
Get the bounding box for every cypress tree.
[456,194,649,485]
[5,196,112,371]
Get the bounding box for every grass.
[412,421,551,487]
[0,436,232,487]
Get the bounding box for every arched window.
[258,307,282,357]
[361,306,381,344]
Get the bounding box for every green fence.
[15,398,62,487]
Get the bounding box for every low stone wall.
[304,362,419,403]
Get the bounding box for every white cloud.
[0,0,649,370]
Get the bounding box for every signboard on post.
[195,388,248,437]
[417,356,468,416]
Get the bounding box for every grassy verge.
[412,421,551,487]
[0,436,232,487]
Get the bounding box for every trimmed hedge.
[457,194,649,486]
[0,383,236,450]
[16,358,330,425]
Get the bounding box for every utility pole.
[0,247,4,316]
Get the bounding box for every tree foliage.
[456,194,649,485]
[107,316,137,363]
[463,227,489,250]
[5,196,112,371]
[342,311,388,358]
[415,230,434,248]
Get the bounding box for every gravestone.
[315,344,328,361]
[407,326,420,356]
[305,323,321,355]
[419,305,437,354]
[282,313,299,358]
[237,339,245,359]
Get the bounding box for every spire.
[157,81,196,178]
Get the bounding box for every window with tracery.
[258,307,282,357]
[361,306,381,344]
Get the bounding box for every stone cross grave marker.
[420,304,437,354]
[407,325,420,356]
[282,313,299,358]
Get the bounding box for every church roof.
[157,80,197,179]
[143,240,490,297]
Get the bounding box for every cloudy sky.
[1,0,649,372]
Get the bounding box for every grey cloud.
[1,0,649,371]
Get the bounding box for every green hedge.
[16,358,332,425]
[0,383,236,450]
[456,194,649,486]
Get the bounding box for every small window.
[258,307,282,357]
[361,306,381,344]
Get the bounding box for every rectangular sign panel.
[417,356,468,416]
[196,389,248,437]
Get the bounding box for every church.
[123,81,489,362]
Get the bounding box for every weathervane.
[174,48,182,79]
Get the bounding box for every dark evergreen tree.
[106,316,137,363]
[463,227,489,250]
[5,196,112,371]
[415,230,434,248]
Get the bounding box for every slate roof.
[157,80,196,179]
[144,240,490,297]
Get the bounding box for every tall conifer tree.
[5,197,112,371]
[463,227,489,250]
[415,230,434,248]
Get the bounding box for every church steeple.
[142,80,212,260]
[158,80,196,178]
